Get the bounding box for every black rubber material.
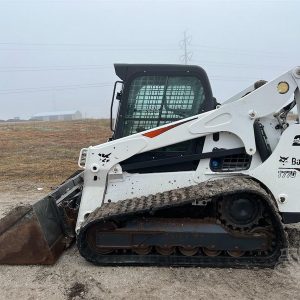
[254,121,272,163]
[77,177,287,268]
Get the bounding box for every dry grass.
[0,119,111,192]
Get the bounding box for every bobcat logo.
[98,152,111,163]
[279,156,289,165]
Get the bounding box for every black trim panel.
[281,212,300,224]
[122,147,246,172]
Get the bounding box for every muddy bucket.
[0,171,83,265]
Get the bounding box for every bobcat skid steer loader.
[1,64,300,267]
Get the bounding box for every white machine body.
[76,67,300,232]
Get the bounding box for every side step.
[0,171,83,265]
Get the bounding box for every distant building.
[30,110,82,121]
[6,118,23,122]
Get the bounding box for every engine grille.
[210,153,252,172]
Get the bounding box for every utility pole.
[180,30,192,65]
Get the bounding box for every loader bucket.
[0,171,83,265]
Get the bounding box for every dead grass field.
[0,119,111,192]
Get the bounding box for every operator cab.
[110,64,216,173]
[111,64,215,139]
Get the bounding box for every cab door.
[112,64,215,173]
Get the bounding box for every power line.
[0,46,295,60]
[0,42,296,57]
[0,0,225,3]
[0,64,111,72]
[0,0,293,3]
[194,60,289,70]
[210,75,259,82]
[0,73,261,96]
[0,54,292,73]
[192,44,292,58]
[0,47,181,53]
[0,82,112,94]
[0,42,178,47]
[0,62,288,73]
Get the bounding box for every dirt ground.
[0,191,300,300]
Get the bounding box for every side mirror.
[116,92,122,101]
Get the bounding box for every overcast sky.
[0,0,299,120]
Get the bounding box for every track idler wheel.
[155,246,175,256]
[133,245,152,255]
[202,247,222,257]
[227,250,245,257]
[178,246,199,256]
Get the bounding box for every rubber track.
[77,177,288,268]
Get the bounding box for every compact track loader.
[1,64,300,267]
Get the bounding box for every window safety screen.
[123,76,205,136]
